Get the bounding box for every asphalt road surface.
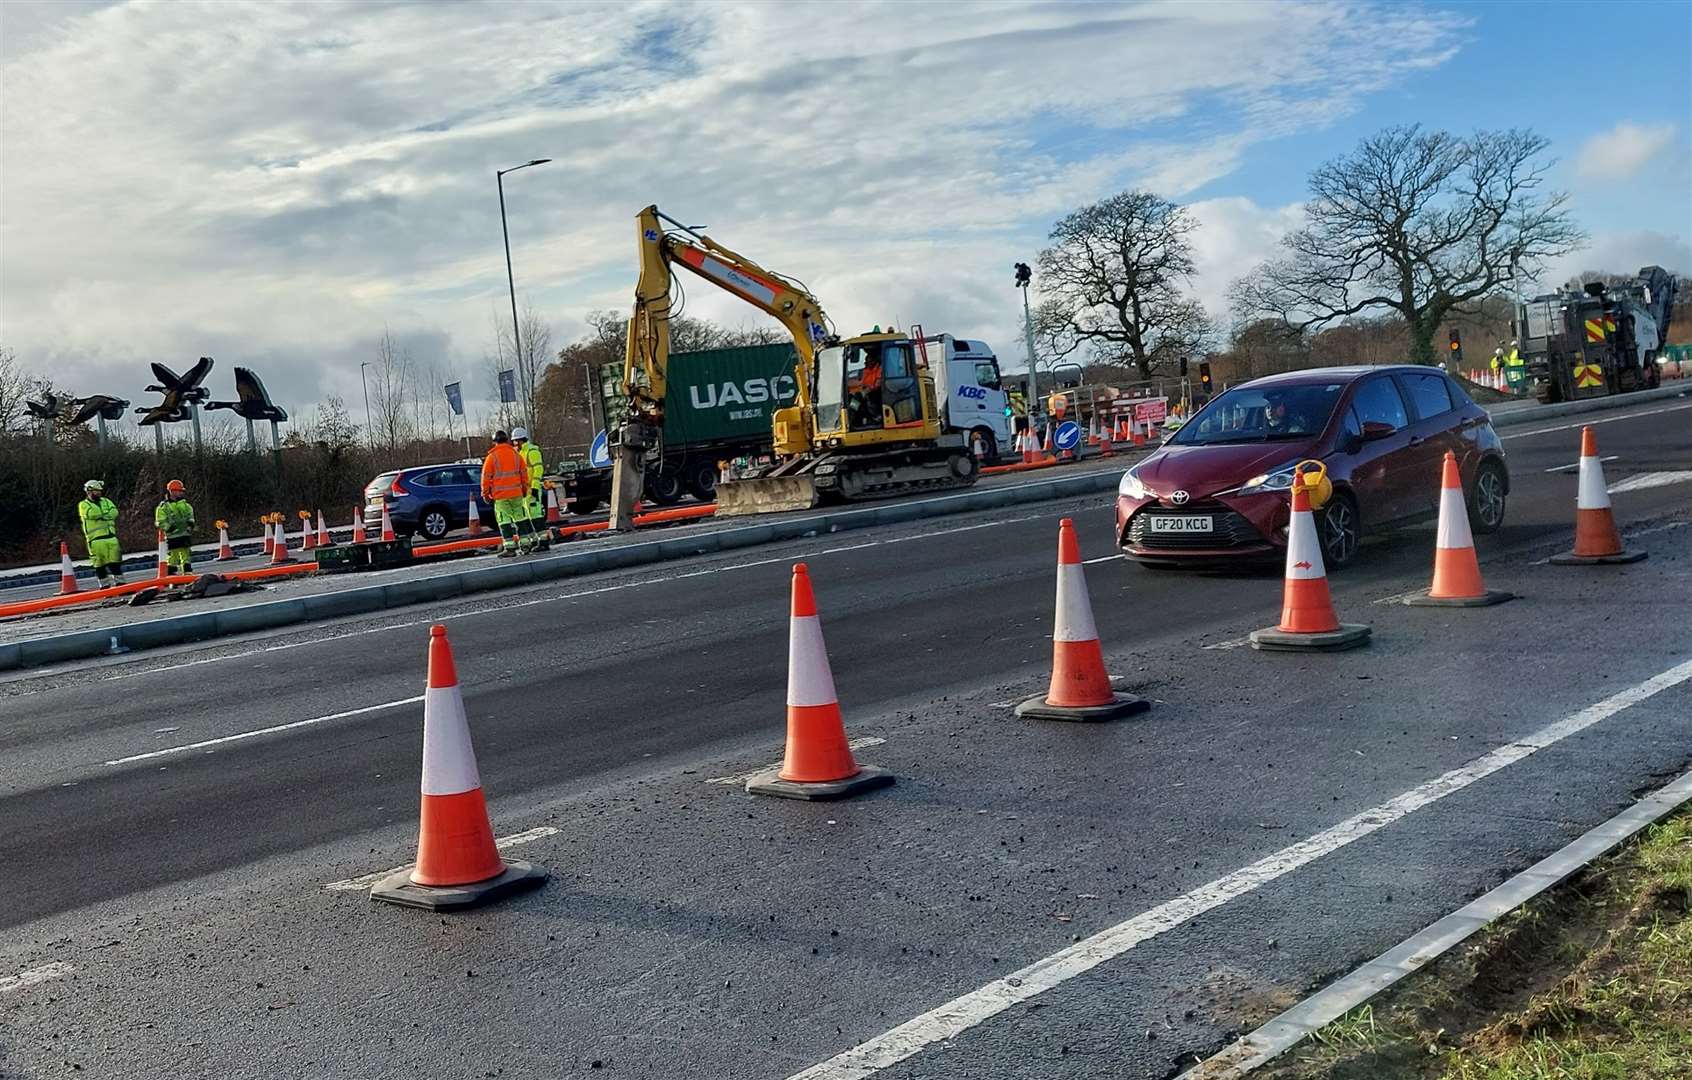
[2,398,1689,1079]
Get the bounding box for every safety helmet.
[511,426,529,441]
[166,479,186,494]
[84,479,105,492]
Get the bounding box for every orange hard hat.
[166,479,186,494]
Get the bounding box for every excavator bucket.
[714,476,821,517]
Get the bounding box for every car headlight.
[1119,467,1147,499]
[1239,465,1299,495]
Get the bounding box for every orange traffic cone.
[380,500,397,543]
[155,530,169,579]
[215,521,236,561]
[316,510,330,548]
[352,508,367,544]
[1406,452,1512,607]
[1132,419,1147,447]
[1016,519,1149,721]
[270,520,292,565]
[1250,475,1370,651]
[58,541,80,595]
[1099,419,1114,458]
[466,492,483,537]
[544,486,562,524]
[261,517,274,556]
[746,564,894,800]
[1087,413,1099,447]
[1019,429,1034,465]
[370,625,548,911]
[1551,427,1646,565]
[298,511,314,551]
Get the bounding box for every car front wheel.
[1317,491,1360,570]
[1468,460,1507,534]
[419,506,451,541]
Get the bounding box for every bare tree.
[491,302,551,435]
[0,346,33,433]
[1035,190,1212,379]
[369,328,415,451]
[1231,126,1585,366]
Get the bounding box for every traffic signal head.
[1449,328,1464,363]
[1013,262,1032,288]
[1199,361,1213,389]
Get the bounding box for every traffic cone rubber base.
[745,763,893,802]
[370,860,548,913]
[1014,690,1148,723]
[1404,588,1514,608]
[1248,623,1371,651]
[1548,548,1646,566]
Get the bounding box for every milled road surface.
[2,399,1689,1079]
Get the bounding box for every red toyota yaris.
[1115,366,1509,568]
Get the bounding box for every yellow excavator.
[607,206,979,528]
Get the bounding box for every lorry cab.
[922,334,1013,459]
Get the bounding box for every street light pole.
[1014,262,1039,439]
[359,361,374,451]
[496,158,552,432]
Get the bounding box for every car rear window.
[1350,377,1410,430]
[1399,371,1454,421]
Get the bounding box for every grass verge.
[1259,808,1692,1080]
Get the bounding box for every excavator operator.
[848,349,884,431]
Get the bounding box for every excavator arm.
[609,205,835,529]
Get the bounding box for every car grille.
[1127,503,1263,550]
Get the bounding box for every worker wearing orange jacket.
[481,430,537,556]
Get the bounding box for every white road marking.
[91,516,1052,687]
[323,825,560,890]
[1202,637,1252,650]
[1372,587,1429,606]
[0,962,73,994]
[103,696,424,766]
[1500,400,1692,441]
[1082,554,1122,565]
[1543,454,1617,473]
[784,656,1692,1080]
[1609,470,1692,494]
[704,736,887,785]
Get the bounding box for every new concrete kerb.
[0,470,1121,671]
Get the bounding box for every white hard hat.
[511,427,529,441]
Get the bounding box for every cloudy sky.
[2,0,1688,436]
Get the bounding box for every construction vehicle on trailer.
[606,205,980,529]
[1516,266,1679,403]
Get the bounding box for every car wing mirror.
[1360,421,1397,441]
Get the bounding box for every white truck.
[919,333,1015,461]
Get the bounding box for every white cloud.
[1575,121,1677,180]
[0,1,1467,422]
[1541,230,1692,290]
[1185,196,1305,324]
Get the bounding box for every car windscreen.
[1168,382,1345,446]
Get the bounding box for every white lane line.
[0,962,74,993]
[1082,554,1122,565]
[705,736,887,785]
[1500,400,1692,441]
[323,825,560,890]
[103,696,423,766]
[784,656,1692,1080]
[1543,454,1617,473]
[93,515,1055,687]
[1182,765,1692,1079]
[1609,470,1692,494]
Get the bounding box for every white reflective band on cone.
[1284,509,1325,580]
[1577,454,1612,509]
[787,616,839,707]
[1053,563,1099,642]
[420,686,482,796]
[1435,484,1473,550]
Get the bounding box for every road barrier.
[369,625,548,912]
[1249,471,1371,652]
[1405,452,1513,607]
[1551,426,1648,566]
[745,563,893,801]
[1015,518,1149,722]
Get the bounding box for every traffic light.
[1199,361,1212,392]
[1179,356,1190,376]
[1013,262,1031,288]
[1449,328,1463,364]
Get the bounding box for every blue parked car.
[362,461,494,541]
